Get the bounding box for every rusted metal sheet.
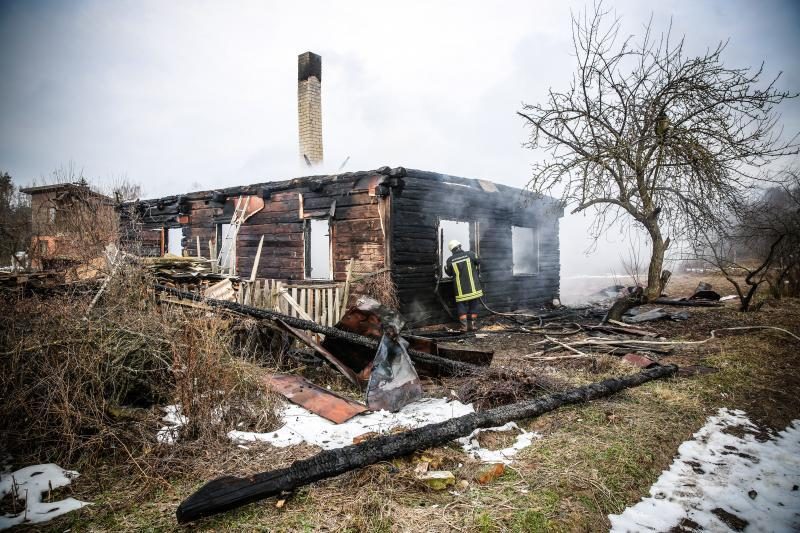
[276,319,361,387]
[230,195,265,222]
[266,373,367,424]
[621,353,658,368]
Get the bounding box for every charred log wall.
[391,169,562,324]
[121,167,564,323]
[120,172,389,280]
[237,179,386,281]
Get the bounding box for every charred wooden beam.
[176,364,677,523]
[652,298,723,308]
[153,285,477,377]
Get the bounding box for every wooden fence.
[237,279,345,327]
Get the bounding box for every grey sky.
[2,0,798,278]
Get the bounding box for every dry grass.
[8,273,800,532]
[353,271,400,309]
[457,373,562,410]
[0,264,283,484]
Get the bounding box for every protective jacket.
[445,250,483,302]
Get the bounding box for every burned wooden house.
[122,166,563,324]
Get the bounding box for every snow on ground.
[457,422,540,464]
[609,408,800,532]
[229,397,475,450]
[156,404,188,444]
[0,464,90,529]
[228,398,537,462]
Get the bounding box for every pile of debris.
[141,254,238,291]
[0,270,66,290]
[146,284,682,524]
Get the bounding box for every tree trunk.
[176,365,678,523]
[739,282,761,312]
[605,286,643,323]
[606,225,670,323]
[645,228,669,301]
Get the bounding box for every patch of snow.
[156,404,187,444]
[609,408,800,532]
[457,422,540,464]
[229,398,537,465]
[0,464,90,529]
[229,398,474,450]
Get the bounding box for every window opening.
[512,226,538,275]
[48,207,56,224]
[438,219,475,278]
[306,218,331,279]
[167,227,183,256]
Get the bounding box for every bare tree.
[518,4,798,316]
[692,171,800,311]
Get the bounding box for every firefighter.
[444,240,483,331]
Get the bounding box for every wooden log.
[652,298,723,308]
[176,364,677,523]
[249,235,264,283]
[339,258,354,316]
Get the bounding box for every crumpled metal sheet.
[366,334,423,412]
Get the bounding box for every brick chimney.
[298,51,323,165]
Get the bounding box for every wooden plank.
[339,258,354,316]
[333,287,340,324]
[249,235,264,283]
[327,288,334,327]
[205,279,235,301]
[280,290,314,322]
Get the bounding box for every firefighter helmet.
[447,239,462,252]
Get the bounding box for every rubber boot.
[459,316,469,332]
[469,314,479,331]
[466,318,475,332]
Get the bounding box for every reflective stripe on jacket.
[445,250,483,302]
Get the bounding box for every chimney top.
[298,51,322,82]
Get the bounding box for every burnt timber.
[176,364,678,523]
[123,167,563,324]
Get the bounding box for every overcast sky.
[1,0,798,279]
